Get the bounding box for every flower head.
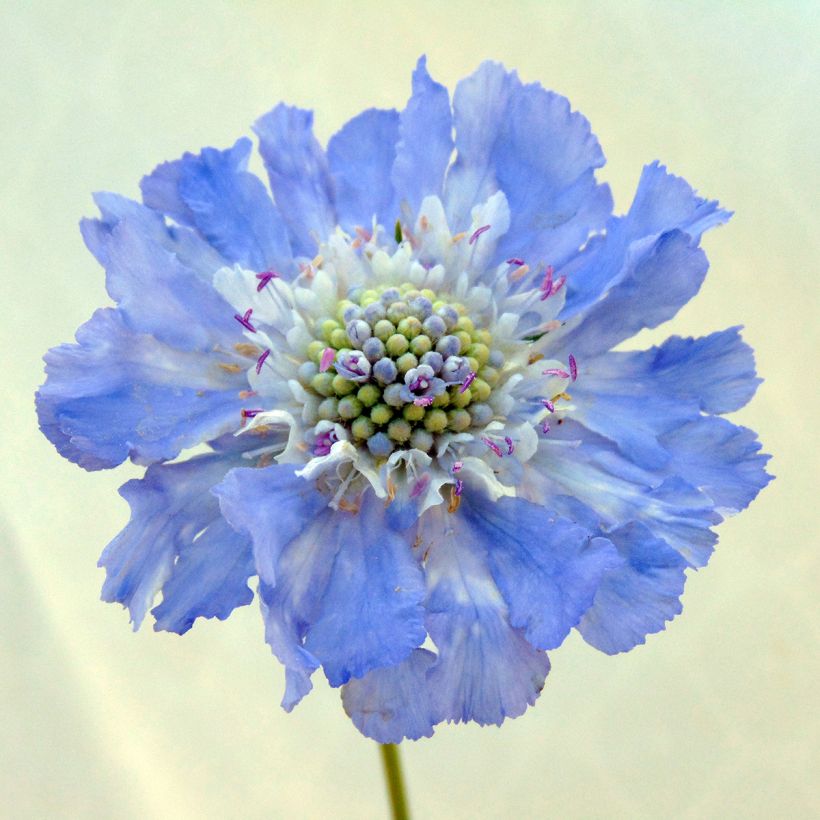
[37,56,770,742]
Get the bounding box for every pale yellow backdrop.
[1,2,817,818]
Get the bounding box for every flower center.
[297,283,503,457]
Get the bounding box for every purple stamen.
[410,376,430,393]
[241,408,264,419]
[504,436,515,455]
[540,265,554,292]
[319,347,335,373]
[255,349,270,374]
[234,308,256,332]
[255,270,280,291]
[541,420,551,434]
[469,224,491,244]
[568,353,577,382]
[543,368,570,379]
[313,429,338,456]
[541,398,555,412]
[455,478,464,496]
[410,474,431,499]
[452,461,463,473]
[550,275,566,296]
[481,437,504,458]
[506,257,525,266]
[459,371,477,394]
[414,395,434,407]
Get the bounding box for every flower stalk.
[379,743,410,820]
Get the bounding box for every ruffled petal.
[561,161,731,320]
[660,417,772,514]
[421,506,550,726]
[342,648,437,743]
[569,328,762,468]
[214,464,328,586]
[553,229,711,359]
[327,108,400,233]
[444,60,610,266]
[151,516,254,634]
[253,105,335,257]
[444,61,518,230]
[81,192,226,278]
[140,138,292,273]
[98,454,241,629]
[304,493,426,686]
[99,217,239,351]
[528,421,720,567]
[36,308,245,469]
[463,495,620,649]
[391,56,453,217]
[577,521,687,654]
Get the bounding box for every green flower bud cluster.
[297,282,505,454]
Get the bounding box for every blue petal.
[562,162,731,319]
[660,417,772,514]
[444,61,518,230]
[327,108,400,232]
[81,192,226,278]
[100,217,239,351]
[36,308,245,469]
[391,56,453,216]
[141,138,292,273]
[555,229,711,359]
[490,81,610,270]
[421,507,550,726]
[465,495,620,649]
[304,493,426,686]
[214,464,329,586]
[151,516,254,634]
[253,105,336,257]
[98,454,242,629]
[570,328,761,468]
[577,521,687,654]
[530,421,720,567]
[341,649,436,743]
[443,60,611,264]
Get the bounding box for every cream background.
[1,2,817,818]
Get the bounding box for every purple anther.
[234,308,256,332]
[543,368,570,379]
[540,265,554,292]
[241,408,264,419]
[481,437,504,458]
[505,436,515,455]
[319,347,335,373]
[452,461,463,473]
[455,478,464,496]
[255,348,270,374]
[414,395,434,407]
[469,224,491,244]
[410,474,431,499]
[410,375,430,393]
[314,428,338,456]
[541,420,551,434]
[255,270,280,291]
[459,371,477,394]
[550,275,566,296]
[568,353,578,382]
[506,257,525,266]
[541,398,555,412]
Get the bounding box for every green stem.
[379,743,410,820]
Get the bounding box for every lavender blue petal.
[327,108,400,232]
[141,138,292,272]
[253,105,336,257]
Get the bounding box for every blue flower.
[37,57,771,743]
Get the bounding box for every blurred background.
[1,2,817,817]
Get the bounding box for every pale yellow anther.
[509,264,530,281]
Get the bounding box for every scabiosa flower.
[37,57,771,743]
